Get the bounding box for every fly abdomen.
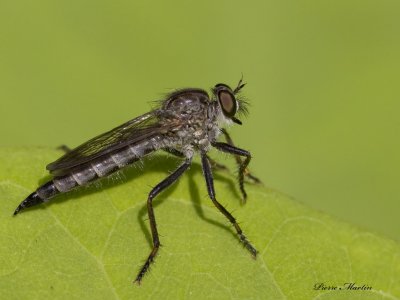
[53,145,145,192]
[91,146,142,178]
[37,180,59,199]
[14,181,59,215]
[53,174,81,192]
[91,156,119,178]
[14,144,152,215]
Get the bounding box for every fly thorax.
[182,145,194,158]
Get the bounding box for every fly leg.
[135,157,192,284]
[57,145,72,153]
[212,142,255,203]
[220,129,261,184]
[201,152,257,257]
[208,159,229,172]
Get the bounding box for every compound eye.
[218,90,237,117]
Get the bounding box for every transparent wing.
[47,109,168,175]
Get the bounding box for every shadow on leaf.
[20,153,248,247]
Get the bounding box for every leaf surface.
[0,147,399,299]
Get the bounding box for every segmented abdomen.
[36,143,155,200]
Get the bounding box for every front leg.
[220,129,261,184]
[212,142,253,203]
[201,152,257,256]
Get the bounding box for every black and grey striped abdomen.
[53,145,146,193]
[35,143,156,202]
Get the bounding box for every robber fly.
[14,79,261,284]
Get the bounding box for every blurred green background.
[1,0,399,241]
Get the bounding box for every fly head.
[213,79,248,125]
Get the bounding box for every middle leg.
[201,152,257,257]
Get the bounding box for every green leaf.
[0,147,399,300]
